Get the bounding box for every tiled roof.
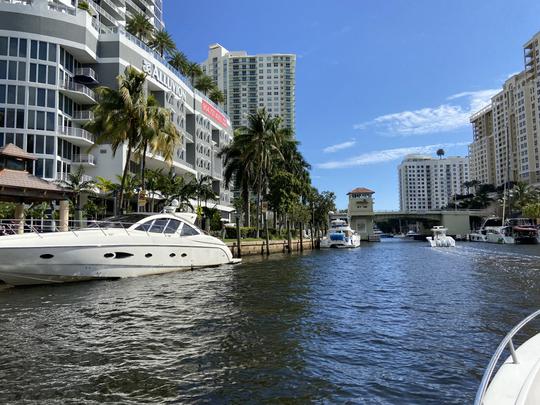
[0,169,66,192]
[0,143,37,160]
[348,187,375,194]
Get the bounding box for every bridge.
[371,209,494,236]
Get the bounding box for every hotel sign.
[142,59,186,101]
[202,99,230,128]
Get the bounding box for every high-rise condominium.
[201,44,296,129]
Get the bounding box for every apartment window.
[0,37,7,55]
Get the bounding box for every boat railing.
[474,308,540,405]
[0,219,138,238]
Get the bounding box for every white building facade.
[398,155,469,212]
[201,44,296,129]
[0,0,233,209]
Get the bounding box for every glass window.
[0,61,6,79]
[35,134,44,153]
[149,219,169,233]
[37,88,45,106]
[35,158,43,177]
[17,62,25,81]
[27,110,34,129]
[180,223,199,236]
[38,64,46,83]
[15,133,23,149]
[0,84,4,103]
[16,86,24,105]
[6,109,15,128]
[0,109,4,127]
[47,89,55,108]
[7,85,15,104]
[0,37,7,55]
[28,86,35,105]
[38,41,47,60]
[0,133,3,146]
[9,38,17,57]
[18,39,26,57]
[45,159,53,178]
[5,133,13,144]
[30,40,37,59]
[47,66,55,85]
[16,109,24,129]
[27,134,34,153]
[164,219,181,234]
[48,44,56,62]
[135,221,152,232]
[36,111,45,131]
[46,113,54,132]
[29,63,36,82]
[8,61,16,80]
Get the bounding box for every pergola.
[0,144,72,233]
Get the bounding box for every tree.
[209,87,225,105]
[510,181,538,212]
[158,171,195,211]
[55,165,96,210]
[190,174,217,216]
[184,61,203,86]
[149,29,176,58]
[523,202,540,220]
[86,66,147,212]
[194,75,216,95]
[168,51,189,76]
[139,95,181,194]
[126,12,154,42]
[436,148,445,159]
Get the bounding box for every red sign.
[202,99,230,128]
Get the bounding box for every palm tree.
[209,87,225,105]
[184,61,203,86]
[86,66,147,212]
[126,13,154,42]
[236,109,290,237]
[149,29,176,57]
[194,75,215,95]
[511,181,538,212]
[191,174,217,212]
[139,95,181,194]
[436,148,445,159]
[56,166,96,211]
[168,51,189,75]
[159,171,195,210]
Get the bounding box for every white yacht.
[475,309,540,405]
[320,219,361,248]
[484,218,539,244]
[469,217,504,243]
[426,226,456,247]
[0,212,240,286]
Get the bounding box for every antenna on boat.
[163,199,180,214]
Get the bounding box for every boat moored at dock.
[320,219,361,248]
[0,212,240,286]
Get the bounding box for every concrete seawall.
[226,239,315,258]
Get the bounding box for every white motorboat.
[469,231,487,242]
[485,227,514,244]
[426,226,455,247]
[475,309,540,405]
[0,212,240,286]
[320,219,361,248]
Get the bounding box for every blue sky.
[164,0,540,210]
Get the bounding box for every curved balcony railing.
[474,309,540,405]
[72,154,96,165]
[60,80,96,99]
[59,126,95,143]
[73,110,94,121]
[75,67,98,83]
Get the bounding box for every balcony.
[59,81,96,104]
[58,127,95,147]
[74,67,98,85]
[72,110,94,122]
[72,154,96,166]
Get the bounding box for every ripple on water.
[1,241,540,403]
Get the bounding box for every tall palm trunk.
[255,184,262,238]
[118,143,133,212]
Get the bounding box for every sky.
[164,0,540,210]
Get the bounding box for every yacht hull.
[0,232,236,286]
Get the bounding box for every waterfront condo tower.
[201,44,296,130]
[398,154,469,212]
[0,0,234,211]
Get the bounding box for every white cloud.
[323,140,356,153]
[354,89,499,136]
[317,142,469,169]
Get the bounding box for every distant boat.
[426,226,455,247]
[405,230,421,238]
[320,219,361,248]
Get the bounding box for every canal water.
[1,240,540,404]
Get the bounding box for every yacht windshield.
[87,214,152,229]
